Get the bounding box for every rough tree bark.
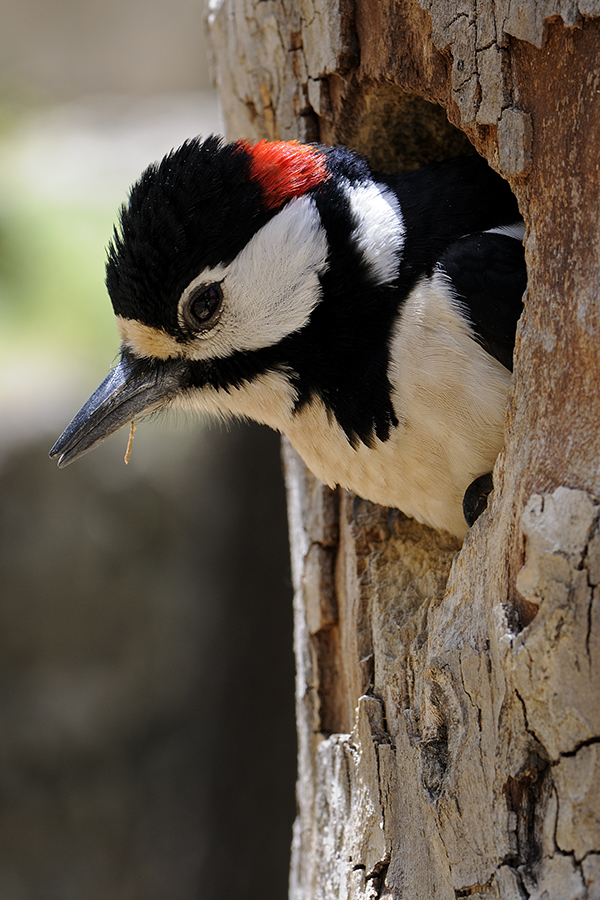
[207,2,600,897]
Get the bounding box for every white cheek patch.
[182,194,329,360]
[347,181,404,285]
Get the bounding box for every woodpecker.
[50,136,526,538]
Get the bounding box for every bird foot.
[463,473,494,528]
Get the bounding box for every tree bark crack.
[557,734,600,759]
[454,878,493,897]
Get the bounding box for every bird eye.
[182,282,223,332]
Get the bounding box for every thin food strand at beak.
[124,420,136,465]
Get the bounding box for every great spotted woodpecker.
[50,136,526,538]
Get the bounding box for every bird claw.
[463,473,494,528]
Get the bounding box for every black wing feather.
[440,231,526,371]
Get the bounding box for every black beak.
[49,347,187,468]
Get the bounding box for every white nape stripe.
[347,181,404,284]
[485,221,526,242]
[179,194,329,360]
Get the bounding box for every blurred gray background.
[0,1,296,898]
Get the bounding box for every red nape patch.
[240,140,329,210]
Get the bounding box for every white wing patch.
[484,221,526,241]
[347,181,404,284]
[180,194,329,360]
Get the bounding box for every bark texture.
[208,2,600,897]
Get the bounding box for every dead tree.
[208,2,600,897]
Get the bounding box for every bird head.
[50,136,336,466]
[50,135,403,467]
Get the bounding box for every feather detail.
[240,140,330,210]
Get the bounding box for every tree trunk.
[208,2,600,897]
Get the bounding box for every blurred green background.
[0,3,296,899]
